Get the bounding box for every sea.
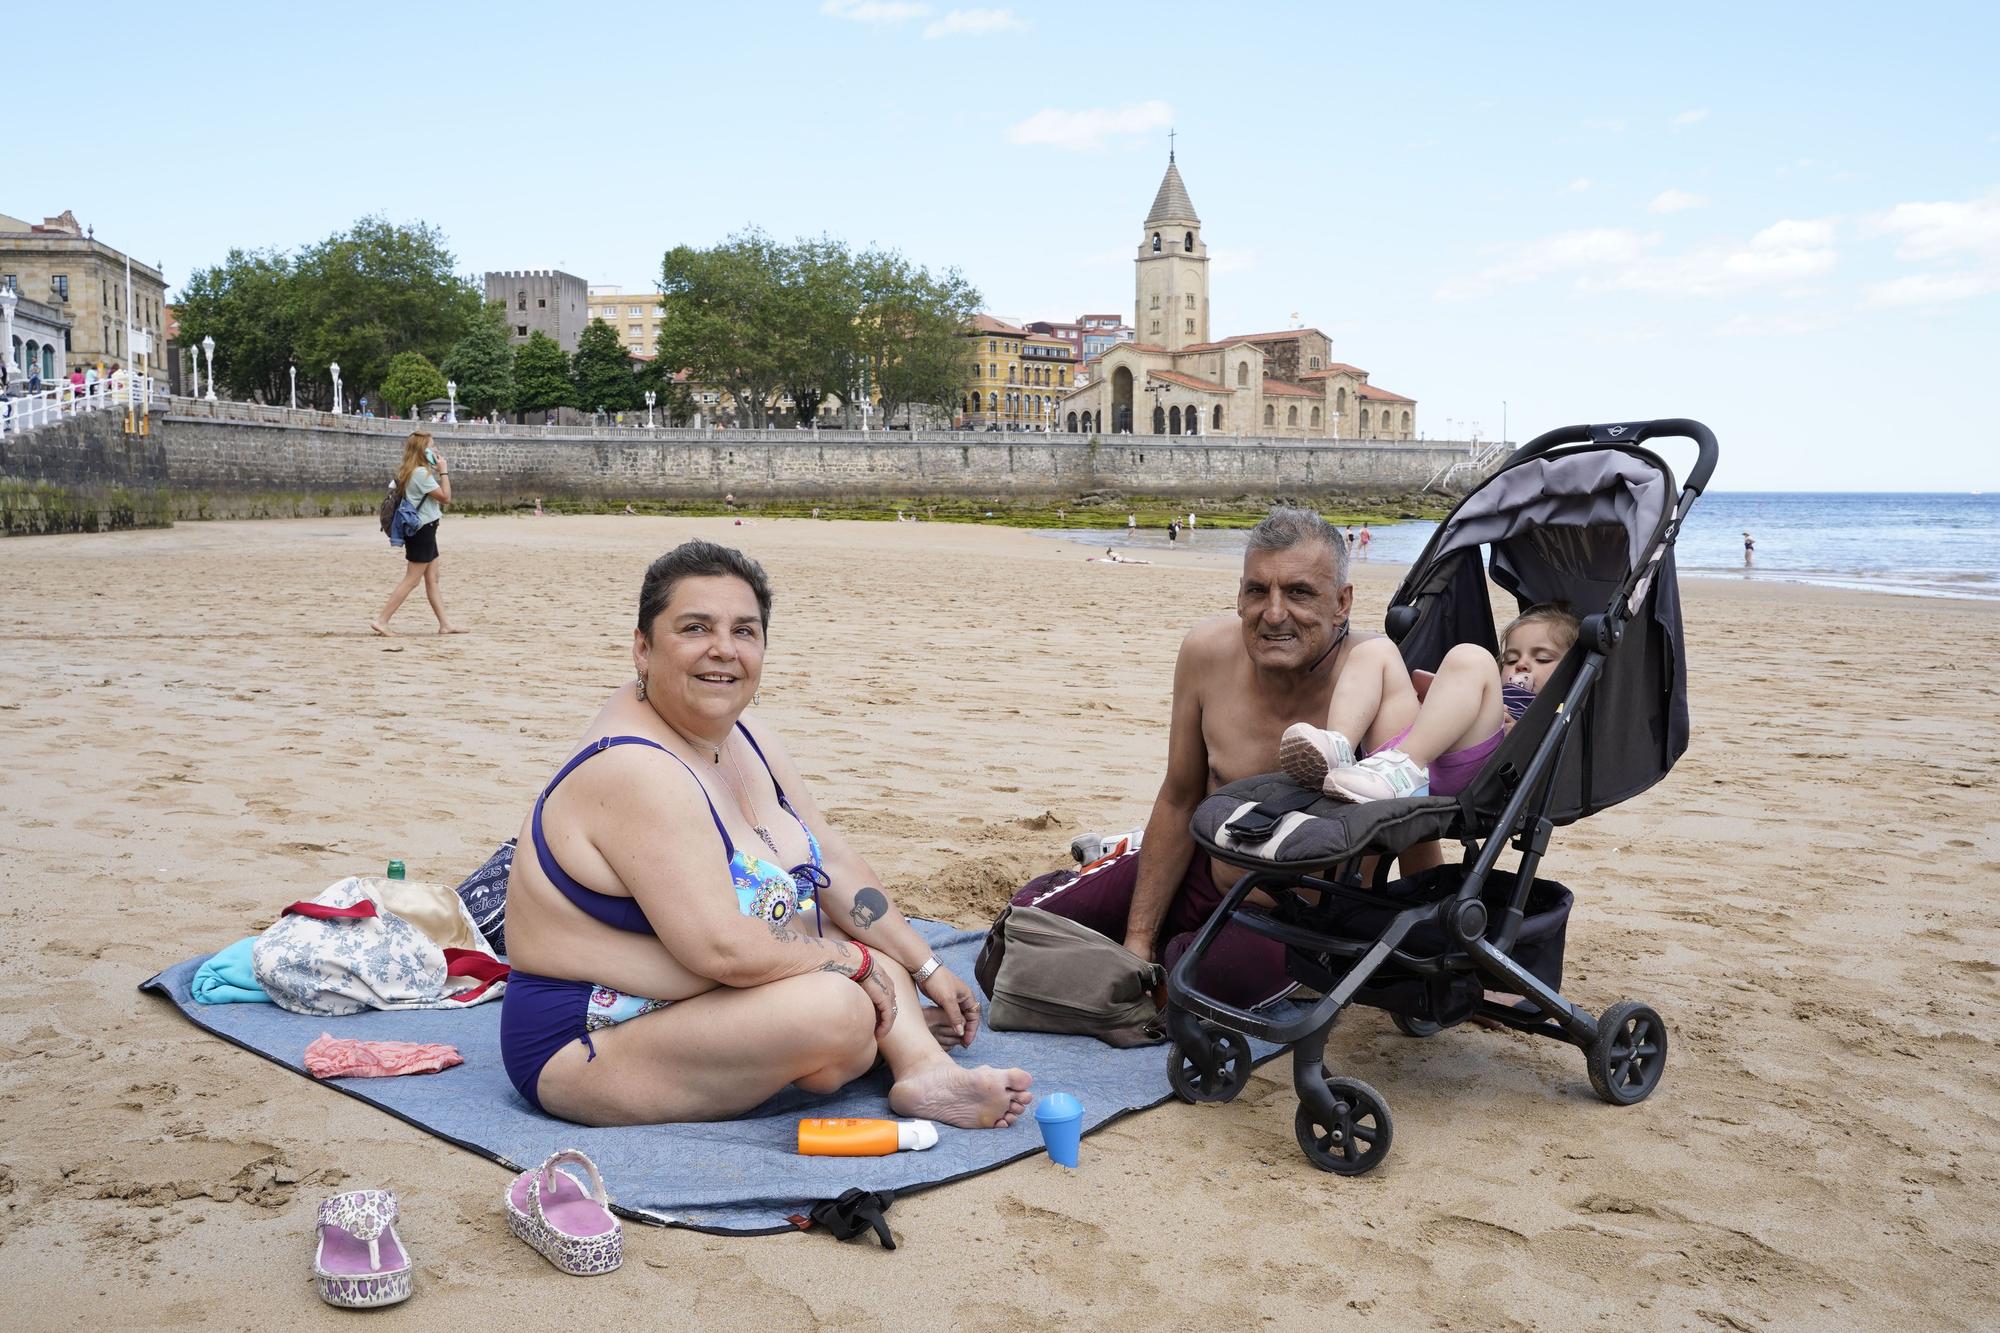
[1040,493,2000,601]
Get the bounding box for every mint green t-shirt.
[405,466,442,526]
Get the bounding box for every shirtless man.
[1012,507,1429,1008]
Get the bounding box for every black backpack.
[377,478,400,538]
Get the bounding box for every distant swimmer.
[1091,548,1151,565]
[1743,531,1756,566]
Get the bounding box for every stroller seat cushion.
[1192,773,1462,870]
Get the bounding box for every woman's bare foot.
[369,620,393,636]
[437,625,468,635]
[889,1057,1032,1129]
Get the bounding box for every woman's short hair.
[638,540,773,636]
[1246,505,1350,584]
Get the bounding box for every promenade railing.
[0,373,157,439]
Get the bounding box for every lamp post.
[330,362,342,415]
[289,358,297,411]
[446,380,457,424]
[0,286,17,378]
[201,335,216,401]
[645,390,656,429]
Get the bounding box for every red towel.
[304,1033,464,1079]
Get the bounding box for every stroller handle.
[1505,418,1718,496]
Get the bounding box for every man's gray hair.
[1246,506,1350,583]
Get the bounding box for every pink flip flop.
[313,1189,413,1308]
[505,1149,622,1276]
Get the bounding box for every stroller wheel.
[1392,1013,1443,1039]
[1293,1077,1393,1175]
[1586,1000,1668,1106]
[1166,1028,1250,1104]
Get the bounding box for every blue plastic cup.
[1034,1092,1084,1168]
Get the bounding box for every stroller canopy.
[1389,441,1693,826]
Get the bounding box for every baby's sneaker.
[1279,724,1356,792]
[1325,749,1430,803]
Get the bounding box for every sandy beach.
[1,513,1996,1330]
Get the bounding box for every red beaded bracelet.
[850,942,873,985]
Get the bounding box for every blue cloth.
[387,498,424,548]
[143,919,1294,1234]
[190,936,271,1005]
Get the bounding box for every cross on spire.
[1169,128,1176,162]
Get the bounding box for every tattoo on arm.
[849,886,890,931]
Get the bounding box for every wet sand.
[1,514,1996,1329]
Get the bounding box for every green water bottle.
[386,859,406,880]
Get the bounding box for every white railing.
[0,374,157,439]
[1421,437,1513,493]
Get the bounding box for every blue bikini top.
[529,724,826,936]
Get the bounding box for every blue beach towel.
[190,936,271,1005]
[143,920,1295,1234]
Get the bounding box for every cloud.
[1581,116,1627,133]
[1438,218,1838,300]
[1713,312,1838,337]
[1867,189,2000,260]
[923,7,1024,37]
[1566,178,1592,193]
[1008,100,1173,152]
[1649,189,1708,213]
[1862,271,2000,307]
[820,0,930,22]
[1672,108,1710,127]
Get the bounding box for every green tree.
[855,248,980,428]
[635,358,697,425]
[171,247,303,404]
[379,351,448,416]
[441,302,515,416]
[656,230,789,428]
[571,318,643,414]
[774,238,861,427]
[511,331,575,416]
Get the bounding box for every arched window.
[1360,408,1371,433]
[517,290,527,311]
[1059,368,1067,386]
[1402,410,1412,434]
[1153,404,1166,434]
[1169,405,1182,434]
[1311,406,1322,428]
[1008,366,1016,383]
[1336,386,1347,412]
[1151,232,1161,252]
[43,345,54,378]
[1264,404,1275,426]
[1184,231,1194,252]
[1212,404,1223,429]
[1236,361,1249,387]
[989,363,997,379]
[1185,292,1195,307]
[971,391,981,412]
[1067,411,1078,432]
[1287,405,1299,427]
[1309,355,1320,369]
[1185,407,1198,436]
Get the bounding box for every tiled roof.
[968,314,1026,335]
[1181,329,1329,354]
[1299,362,1369,379]
[1148,369,1227,393]
[1145,160,1199,226]
[1261,378,1320,399]
[1357,384,1415,403]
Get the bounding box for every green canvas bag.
[974,905,1167,1047]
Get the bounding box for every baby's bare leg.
[1397,644,1505,767]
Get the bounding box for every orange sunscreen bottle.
[796,1118,940,1156]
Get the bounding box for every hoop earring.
[753,689,762,707]
[634,675,648,702]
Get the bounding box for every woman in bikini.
[499,540,1032,1128]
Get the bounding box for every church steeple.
[1136,151,1208,352]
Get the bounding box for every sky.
[22,1,1998,490]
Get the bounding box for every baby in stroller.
[1278,605,1579,802]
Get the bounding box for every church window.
[1336,387,1347,412]
[1151,233,1161,252]
[1402,410,1412,434]
[1309,355,1320,369]
[1068,411,1078,432]
[1150,320,1160,334]
[1185,293,1195,307]
[1151,294,1160,308]
[1153,405,1166,434]
[1184,231,1194,252]
[1236,362,1248,387]
[1212,405,1223,429]
[1264,404,1275,426]
[1185,319,1195,334]
[1311,406,1322,428]
[1287,405,1298,426]
[1360,409,1371,433]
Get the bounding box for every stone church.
[1058,156,1417,441]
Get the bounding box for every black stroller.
[1164,418,1717,1174]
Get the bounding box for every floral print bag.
[252,876,509,1017]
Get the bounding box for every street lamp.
[289,358,297,411]
[446,380,457,423]
[0,286,17,377]
[201,335,216,401]
[645,390,656,428]
[330,361,342,415]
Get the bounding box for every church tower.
[1135,150,1208,353]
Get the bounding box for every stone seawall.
[0,409,172,534]
[151,415,1494,517]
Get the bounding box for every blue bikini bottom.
[499,970,671,1115]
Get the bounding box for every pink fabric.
[304,1033,464,1079]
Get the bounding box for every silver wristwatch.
[913,955,942,984]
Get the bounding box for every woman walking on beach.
[372,431,467,636]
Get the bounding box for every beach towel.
[144,920,1297,1234]
[191,936,271,1005]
